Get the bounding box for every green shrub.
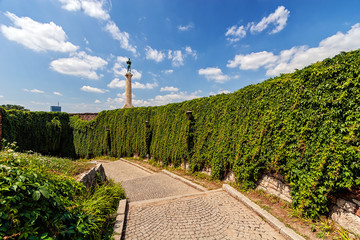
[0,147,125,239]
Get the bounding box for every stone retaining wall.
[256,174,292,203]
[256,174,360,236]
[78,164,107,188]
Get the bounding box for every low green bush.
[0,146,125,239]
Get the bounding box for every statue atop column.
[126,58,131,73]
[122,58,134,108]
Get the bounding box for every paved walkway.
[103,160,285,240]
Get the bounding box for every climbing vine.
[2,50,360,218]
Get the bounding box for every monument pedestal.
[122,72,133,109]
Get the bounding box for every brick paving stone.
[103,160,152,182]
[122,173,200,202]
[124,191,285,240]
[103,160,285,240]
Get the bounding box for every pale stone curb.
[162,169,207,192]
[119,158,154,174]
[223,184,305,240]
[113,199,127,240]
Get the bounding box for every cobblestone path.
[103,160,285,240]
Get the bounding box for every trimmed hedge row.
[2,50,360,217]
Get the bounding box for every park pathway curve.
[103,160,285,240]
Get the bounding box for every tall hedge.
[2,50,360,217]
[0,110,75,157]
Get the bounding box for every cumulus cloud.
[105,21,136,54]
[228,23,360,76]
[80,85,108,93]
[0,95,3,98]
[59,0,110,20]
[162,69,173,74]
[144,91,202,106]
[198,67,231,84]
[107,78,157,89]
[1,11,78,52]
[53,91,63,96]
[250,6,290,34]
[94,99,101,103]
[107,90,201,107]
[24,88,44,94]
[160,86,179,92]
[227,51,278,70]
[225,6,289,43]
[50,51,107,79]
[178,23,194,31]
[225,25,246,43]
[185,46,197,59]
[209,89,231,96]
[145,46,165,62]
[168,50,184,67]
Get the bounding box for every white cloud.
[107,90,202,108]
[178,23,194,31]
[209,89,231,96]
[50,51,107,79]
[160,86,179,92]
[225,25,246,43]
[228,23,360,76]
[162,69,173,74]
[166,46,197,67]
[81,85,108,93]
[145,46,165,62]
[108,78,125,88]
[24,88,44,94]
[198,67,231,83]
[144,91,201,106]
[218,89,230,94]
[227,51,278,70]
[94,99,101,103]
[105,21,136,54]
[168,50,184,66]
[0,95,3,98]
[59,0,110,20]
[133,81,158,89]
[1,11,78,52]
[249,6,290,34]
[53,91,63,96]
[225,6,289,43]
[107,78,157,89]
[185,46,197,59]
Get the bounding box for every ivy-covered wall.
[0,109,75,157]
[2,50,360,217]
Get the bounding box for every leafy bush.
[0,146,125,239]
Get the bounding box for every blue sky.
[0,0,360,113]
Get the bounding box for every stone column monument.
[122,58,134,108]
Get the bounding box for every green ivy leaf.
[32,190,41,201]
[39,187,50,199]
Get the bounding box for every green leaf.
[32,190,41,201]
[39,187,50,199]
